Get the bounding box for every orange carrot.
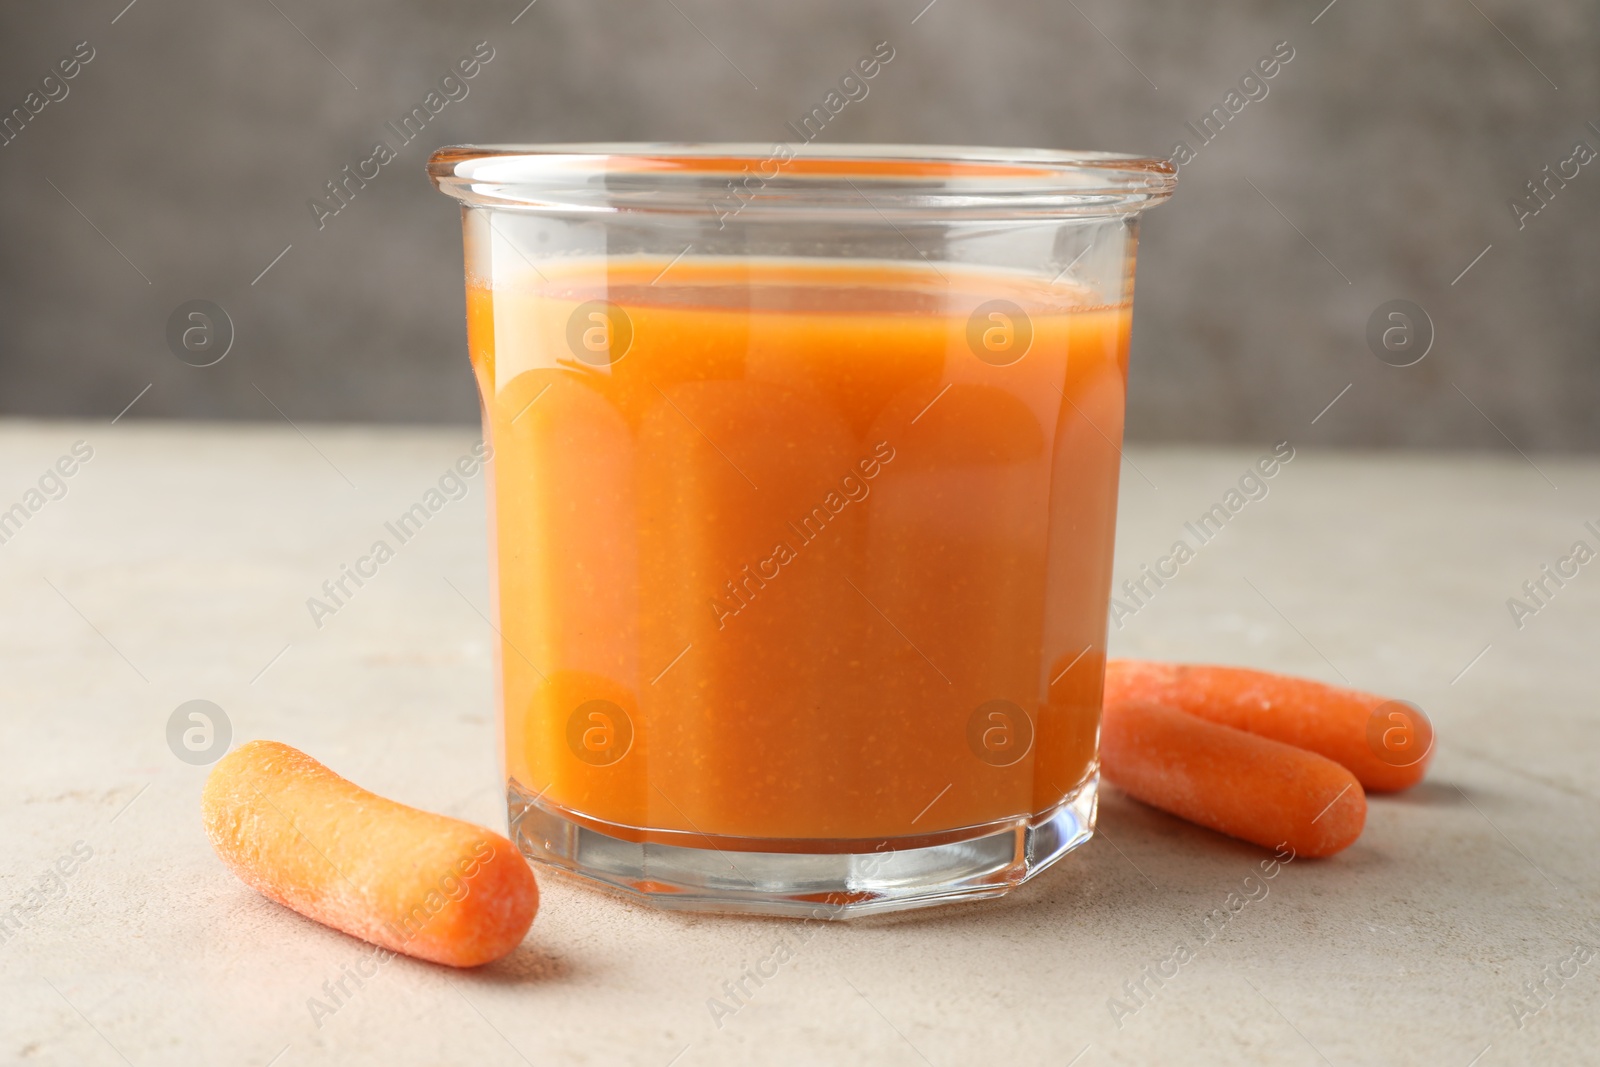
[1105,660,1433,793]
[1100,699,1366,857]
[202,740,537,968]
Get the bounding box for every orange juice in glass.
[430,145,1175,917]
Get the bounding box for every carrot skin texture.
[1105,660,1432,793]
[1100,700,1366,857]
[202,740,537,967]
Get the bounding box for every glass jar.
[429,143,1175,917]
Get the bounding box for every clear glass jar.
[429,143,1176,917]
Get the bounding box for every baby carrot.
[1100,699,1366,857]
[202,740,537,968]
[1104,660,1433,793]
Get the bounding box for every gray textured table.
[3,419,1597,1066]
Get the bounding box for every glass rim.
[428,142,1177,220]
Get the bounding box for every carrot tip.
[1364,700,1434,770]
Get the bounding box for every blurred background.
[1,0,1594,449]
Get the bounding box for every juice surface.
[469,256,1127,844]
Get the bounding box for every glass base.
[506,776,1098,919]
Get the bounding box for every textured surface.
[2,420,1598,1065]
[1,1,1597,448]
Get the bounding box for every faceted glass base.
[506,776,1098,919]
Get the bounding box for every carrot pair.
[1100,660,1433,857]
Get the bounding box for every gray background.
[1,0,1595,449]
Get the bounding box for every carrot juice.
[468,257,1126,845]
[434,142,1175,914]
